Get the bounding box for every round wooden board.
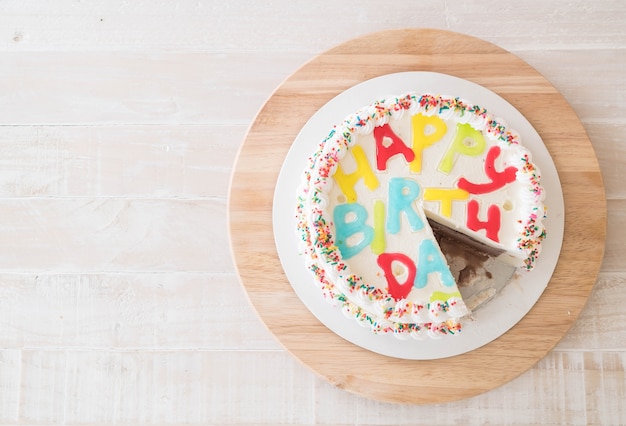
[228,29,606,404]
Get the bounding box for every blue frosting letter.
[333,203,373,259]
[414,239,455,289]
[387,177,424,234]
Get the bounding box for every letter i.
[371,200,386,255]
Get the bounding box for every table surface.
[0,1,624,425]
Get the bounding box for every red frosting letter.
[377,253,416,301]
[374,124,415,171]
[466,200,501,242]
[457,146,517,194]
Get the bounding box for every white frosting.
[296,93,546,339]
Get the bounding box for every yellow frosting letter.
[411,113,447,173]
[438,123,486,174]
[371,200,386,255]
[430,290,462,304]
[333,145,379,203]
[423,188,470,218]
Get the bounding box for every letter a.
[374,123,415,171]
[415,239,455,289]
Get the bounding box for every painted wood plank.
[0,350,20,423]
[0,198,232,273]
[0,273,278,351]
[17,349,316,425]
[0,1,624,52]
[602,199,626,272]
[443,2,626,51]
[9,349,626,425]
[0,1,447,53]
[581,351,626,426]
[556,272,626,351]
[0,52,307,125]
[586,123,626,200]
[0,125,243,199]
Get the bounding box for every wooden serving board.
[228,29,606,404]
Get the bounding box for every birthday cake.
[296,93,546,340]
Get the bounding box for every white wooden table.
[0,1,624,424]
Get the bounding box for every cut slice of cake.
[296,93,546,339]
[430,219,517,311]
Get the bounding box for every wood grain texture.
[0,273,278,350]
[2,348,625,425]
[1,0,624,52]
[0,52,307,126]
[0,198,232,273]
[229,28,606,404]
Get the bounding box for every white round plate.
[272,71,564,360]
